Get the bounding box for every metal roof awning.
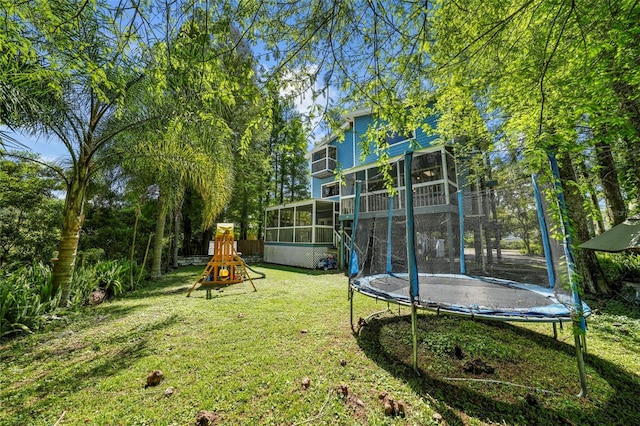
[580,216,640,253]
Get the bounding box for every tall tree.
[266,96,310,205]
[0,154,63,267]
[0,1,169,302]
[122,12,267,277]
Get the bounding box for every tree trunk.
[151,192,168,279]
[182,190,193,256]
[239,186,248,240]
[594,137,626,226]
[621,135,640,209]
[279,153,285,205]
[613,81,640,207]
[172,206,181,269]
[52,169,89,303]
[575,155,604,235]
[556,151,611,295]
[129,204,140,289]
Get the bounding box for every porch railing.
[340,181,447,215]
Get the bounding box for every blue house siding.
[310,110,443,200]
[353,115,374,167]
[312,175,339,199]
[355,113,440,167]
[336,127,355,169]
[415,114,439,147]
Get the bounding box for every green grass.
[1,265,639,425]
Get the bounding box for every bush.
[71,259,137,302]
[0,262,60,339]
[1,259,147,340]
[597,252,640,283]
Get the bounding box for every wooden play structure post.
[187,223,257,298]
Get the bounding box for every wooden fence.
[236,240,264,256]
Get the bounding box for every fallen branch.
[291,388,333,426]
[53,410,67,426]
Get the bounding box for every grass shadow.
[1,314,179,422]
[186,284,257,300]
[255,262,344,276]
[356,313,640,425]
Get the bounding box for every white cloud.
[279,65,330,146]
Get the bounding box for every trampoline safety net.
[348,156,589,320]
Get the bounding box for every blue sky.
[2,127,69,162]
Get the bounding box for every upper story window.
[342,170,366,196]
[311,146,337,178]
[322,181,340,198]
[385,130,415,145]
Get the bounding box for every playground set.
[186,223,263,298]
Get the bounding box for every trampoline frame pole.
[404,151,419,301]
[573,321,588,398]
[458,191,466,274]
[349,286,355,333]
[404,150,420,375]
[349,181,362,278]
[411,303,419,374]
[386,193,394,274]
[548,152,588,398]
[532,173,556,288]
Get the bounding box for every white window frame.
[321,181,340,198]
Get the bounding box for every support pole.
[573,321,588,398]
[386,194,394,274]
[458,191,466,274]
[411,303,419,374]
[532,173,556,288]
[548,152,588,397]
[404,151,420,375]
[349,181,362,278]
[349,286,356,333]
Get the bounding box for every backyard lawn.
[1,265,639,425]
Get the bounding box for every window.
[266,210,278,228]
[367,167,385,192]
[342,170,365,196]
[265,229,278,242]
[279,207,294,227]
[385,130,414,145]
[296,204,312,226]
[322,182,340,198]
[311,146,337,175]
[411,152,442,184]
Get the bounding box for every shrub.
[1,259,147,340]
[71,259,141,303]
[597,252,640,284]
[0,262,60,339]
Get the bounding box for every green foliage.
[597,252,640,284]
[0,258,147,340]
[71,259,139,304]
[0,261,59,338]
[0,154,63,267]
[94,260,124,296]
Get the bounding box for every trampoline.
[352,273,590,321]
[347,150,590,396]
